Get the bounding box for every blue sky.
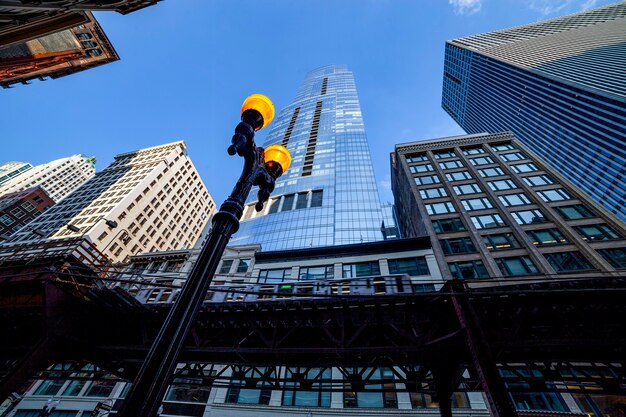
[0,0,614,204]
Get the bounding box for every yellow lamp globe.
[241,94,275,130]
[264,144,292,173]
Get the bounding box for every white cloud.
[580,0,599,10]
[524,0,600,16]
[449,0,483,15]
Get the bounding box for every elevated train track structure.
[0,239,625,417]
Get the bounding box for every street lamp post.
[117,94,291,417]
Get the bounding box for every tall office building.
[5,142,217,263]
[0,186,55,241]
[0,161,33,185]
[441,2,626,220]
[392,132,626,283]
[0,155,95,202]
[231,65,384,250]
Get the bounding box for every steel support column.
[449,280,518,417]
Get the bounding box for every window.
[415,175,440,185]
[538,188,572,202]
[343,261,381,278]
[453,183,482,195]
[526,229,568,246]
[21,201,36,212]
[432,218,466,233]
[483,233,520,250]
[523,175,554,186]
[499,193,531,207]
[511,163,538,173]
[34,379,64,396]
[10,208,24,218]
[343,368,397,408]
[500,152,526,161]
[597,248,626,268]
[296,192,308,209]
[470,156,494,165]
[575,224,621,241]
[449,260,489,279]
[440,160,463,169]
[411,392,470,409]
[299,265,334,280]
[283,368,331,407]
[310,190,323,207]
[425,202,455,215]
[462,198,493,211]
[420,188,447,199]
[512,209,547,224]
[478,167,504,177]
[226,367,274,405]
[0,214,14,225]
[62,380,86,396]
[237,259,251,273]
[165,260,184,272]
[219,259,234,274]
[471,214,506,229]
[446,171,472,181]
[410,164,433,173]
[33,196,44,204]
[488,179,517,191]
[434,150,456,159]
[440,237,477,254]
[406,153,428,163]
[556,205,595,220]
[545,252,594,272]
[85,380,117,397]
[463,147,485,155]
[388,257,429,276]
[166,385,211,403]
[495,257,539,276]
[491,143,515,151]
[282,194,295,211]
[258,268,291,283]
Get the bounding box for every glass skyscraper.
[231,65,383,250]
[441,2,626,220]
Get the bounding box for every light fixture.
[241,94,275,130]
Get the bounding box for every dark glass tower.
[441,2,626,220]
[231,65,383,250]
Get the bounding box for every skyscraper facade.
[4,142,216,263]
[0,154,96,202]
[441,2,626,220]
[0,161,32,185]
[231,65,383,250]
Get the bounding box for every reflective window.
[226,367,274,405]
[411,392,470,409]
[512,209,547,224]
[310,190,323,208]
[34,380,64,396]
[267,197,280,214]
[463,147,485,155]
[511,163,539,173]
[432,218,466,233]
[425,202,455,215]
[478,167,505,177]
[470,156,494,165]
[575,224,621,241]
[258,268,291,283]
[446,171,472,181]
[415,175,440,185]
[433,150,456,159]
[388,257,429,276]
[0,214,13,225]
[166,384,211,403]
[343,368,397,408]
[85,381,116,397]
[299,265,334,280]
[440,237,477,254]
[544,252,594,272]
[538,188,572,202]
[236,259,251,273]
[296,192,308,209]
[556,205,595,220]
[483,233,520,251]
[523,175,554,187]
[410,164,434,173]
[283,368,331,407]
[420,188,447,199]
[406,153,428,163]
[449,260,489,279]
[500,152,527,161]
[282,194,295,211]
[440,160,463,169]
[491,144,515,151]
[526,229,569,246]
[499,193,531,207]
[488,179,517,191]
[471,214,505,229]
[495,256,539,276]
[453,183,482,195]
[343,261,381,278]
[219,259,233,274]
[597,248,626,268]
[462,197,493,211]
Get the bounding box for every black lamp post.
[117,94,290,417]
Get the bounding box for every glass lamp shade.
[264,144,292,173]
[241,94,275,129]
